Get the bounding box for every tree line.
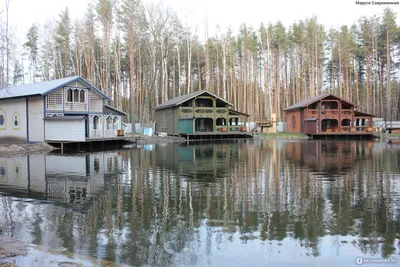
[0,0,399,123]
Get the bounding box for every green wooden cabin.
[154,90,249,136]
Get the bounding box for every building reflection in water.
[284,140,375,176]
[0,152,123,208]
[0,141,399,266]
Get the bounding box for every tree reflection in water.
[0,140,399,266]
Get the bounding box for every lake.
[0,139,399,266]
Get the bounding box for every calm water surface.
[0,139,399,267]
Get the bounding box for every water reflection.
[0,141,399,266]
[284,140,375,176]
[0,152,123,209]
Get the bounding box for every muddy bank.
[0,236,27,266]
[0,143,55,156]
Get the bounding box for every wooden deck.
[47,136,139,153]
[180,132,253,141]
[307,132,375,140]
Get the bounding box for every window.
[65,87,87,103]
[12,112,20,130]
[0,163,6,180]
[74,89,79,102]
[106,116,112,130]
[113,117,118,129]
[46,90,63,110]
[80,90,85,103]
[0,108,6,130]
[93,116,99,130]
[67,89,73,102]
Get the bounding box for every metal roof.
[43,116,86,121]
[0,76,111,101]
[154,90,233,110]
[284,93,357,111]
[104,104,128,116]
[229,109,250,117]
[354,111,374,117]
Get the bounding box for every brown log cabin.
[284,93,375,137]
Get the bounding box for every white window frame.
[64,87,88,104]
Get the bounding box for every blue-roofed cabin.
[0,76,126,142]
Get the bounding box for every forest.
[0,0,399,124]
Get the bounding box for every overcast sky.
[4,0,400,43]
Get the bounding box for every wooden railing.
[320,110,339,116]
[307,109,319,116]
[194,107,213,118]
[64,102,88,112]
[90,129,103,138]
[324,126,374,133]
[215,107,227,115]
[307,109,354,117]
[104,129,117,137]
[180,108,193,116]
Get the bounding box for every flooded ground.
[0,139,399,266]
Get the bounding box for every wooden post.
[213,98,216,132]
[338,100,341,132]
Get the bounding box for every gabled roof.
[104,104,128,116]
[355,111,374,117]
[229,109,250,117]
[154,90,233,110]
[284,93,356,111]
[0,76,111,101]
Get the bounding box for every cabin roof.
[154,90,233,110]
[43,115,86,121]
[284,93,356,111]
[354,111,374,117]
[104,104,128,116]
[229,109,250,117]
[0,76,111,101]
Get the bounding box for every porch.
[44,115,125,142]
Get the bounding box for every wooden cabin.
[0,76,126,143]
[154,90,250,138]
[284,94,375,137]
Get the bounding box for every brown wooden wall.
[304,120,317,134]
[155,107,179,135]
[285,110,302,133]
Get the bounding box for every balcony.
[64,102,88,112]
[306,109,319,119]
[341,110,353,119]
[194,107,214,118]
[320,110,339,116]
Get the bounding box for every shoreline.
[0,133,399,157]
[0,143,55,156]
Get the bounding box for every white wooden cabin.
[0,76,126,142]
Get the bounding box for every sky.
[3,0,400,44]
